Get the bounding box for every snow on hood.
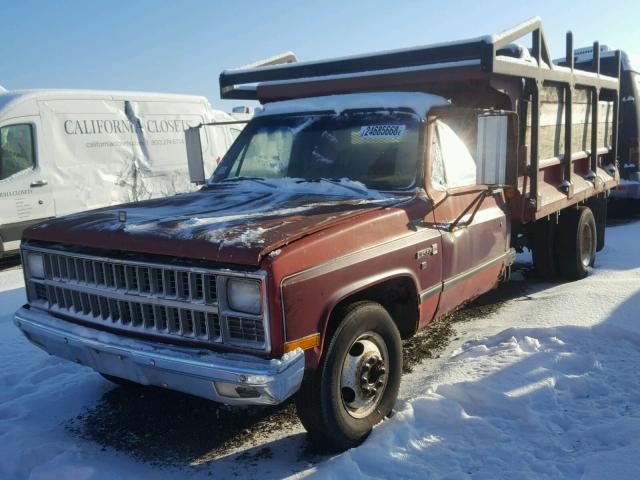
[256,92,449,120]
[25,178,404,265]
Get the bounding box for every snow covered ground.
[2,219,640,479]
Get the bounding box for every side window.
[430,129,447,190]
[229,128,242,141]
[431,120,477,189]
[0,124,35,180]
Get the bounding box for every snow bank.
[306,222,640,479]
[3,220,640,479]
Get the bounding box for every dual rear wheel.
[532,205,598,281]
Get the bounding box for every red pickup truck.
[14,18,620,450]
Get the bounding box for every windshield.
[211,110,422,190]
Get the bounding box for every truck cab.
[14,18,620,451]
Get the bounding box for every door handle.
[30,180,48,187]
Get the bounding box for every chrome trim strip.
[418,283,442,302]
[22,243,264,279]
[442,249,514,292]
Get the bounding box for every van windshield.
[211,110,422,190]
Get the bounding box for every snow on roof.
[556,49,640,74]
[229,51,298,71]
[622,52,640,73]
[255,92,449,119]
[0,88,210,115]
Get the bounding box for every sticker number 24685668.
[359,124,406,139]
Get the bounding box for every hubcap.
[340,332,389,418]
[580,222,594,267]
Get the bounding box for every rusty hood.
[24,178,405,266]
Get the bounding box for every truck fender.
[317,268,421,353]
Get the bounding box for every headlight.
[26,253,45,279]
[227,278,262,315]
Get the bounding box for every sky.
[1,0,638,111]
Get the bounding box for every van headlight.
[226,278,262,315]
[26,253,45,279]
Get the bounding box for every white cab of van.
[0,89,244,257]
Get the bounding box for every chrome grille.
[43,252,217,303]
[227,316,266,344]
[24,246,269,351]
[41,283,221,339]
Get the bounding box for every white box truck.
[0,89,242,257]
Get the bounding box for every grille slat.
[31,279,246,346]
[205,275,217,303]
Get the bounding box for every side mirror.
[185,126,206,185]
[476,114,508,186]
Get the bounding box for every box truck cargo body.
[0,89,239,256]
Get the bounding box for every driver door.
[426,116,509,318]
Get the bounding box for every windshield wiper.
[218,176,276,188]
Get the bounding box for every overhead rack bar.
[219,16,619,101]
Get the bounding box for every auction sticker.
[359,124,406,139]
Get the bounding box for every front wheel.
[295,301,402,451]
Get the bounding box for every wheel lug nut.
[378,366,386,374]
[376,380,384,387]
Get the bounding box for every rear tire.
[295,301,402,451]
[587,196,607,252]
[531,218,558,279]
[557,206,596,280]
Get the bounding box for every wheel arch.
[319,271,421,354]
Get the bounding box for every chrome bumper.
[14,307,305,406]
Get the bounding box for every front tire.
[296,301,402,451]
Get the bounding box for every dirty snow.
[2,219,640,479]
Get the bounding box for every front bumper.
[14,306,305,406]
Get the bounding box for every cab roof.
[254,91,449,120]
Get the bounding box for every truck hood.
[25,178,405,266]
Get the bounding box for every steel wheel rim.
[339,331,389,419]
[580,222,594,267]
